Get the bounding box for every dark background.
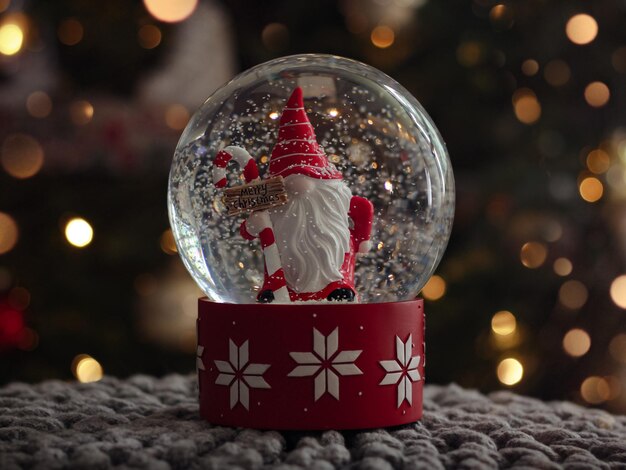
[1,0,626,413]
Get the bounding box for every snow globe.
[168,54,454,429]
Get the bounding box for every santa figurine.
[239,87,374,303]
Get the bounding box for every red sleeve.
[240,220,256,240]
[349,196,374,246]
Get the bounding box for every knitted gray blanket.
[1,375,625,469]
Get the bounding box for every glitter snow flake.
[288,327,363,401]
[379,334,421,407]
[214,339,271,410]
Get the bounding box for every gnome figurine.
[240,87,374,302]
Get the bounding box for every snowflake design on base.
[379,334,421,407]
[196,345,205,371]
[288,327,362,401]
[214,339,270,410]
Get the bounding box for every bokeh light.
[512,88,541,124]
[457,41,483,67]
[491,311,516,336]
[520,241,547,268]
[165,104,190,131]
[0,23,23,56]
[261,23,289,52]
[521,59,539,76]
[26,91,53,118]
[64,218,93,248]
[562,328,591,357]
[584,82,610,108]
[8,286,30,310]
[143,0,198,23]
[0,212,19,255]
[578,176,603,202]
[1,134,44,179]
[586,149,610,174]
[610,275,626,309]
[421,275,446,301]
[70,100,94,125]
[580,376,610,404]
[609,334,626,364]
[160,229,177,255]
[497,358,523,386]
[558,280,588,310]
[72,354,104,383]
[489,4,514,29]
[553,257,573,276]
[544,60,571,87]
[565,14,598,45]
[138,24,162,49]
[370,25,395,49]
[58,18,83,46]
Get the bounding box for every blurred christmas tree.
[1,0,625,413]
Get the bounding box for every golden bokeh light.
[26,91,52,118]
[421,275,446,301]
[520,241,547,268]
[558,280,588,310]
[565,14,598,45]
[143,0,198,23]
[584,81,610,108]
[489,4,514,29]
[0,0,10,14]
[165,104,189,130]
[553,257,573,276]
[0,23,23,56]
[497,358,523,386]
[609,334,626,364]
[70,100,94,125]
[1,134,44,179]
[72,354,104,383]
[57,18,83,46]
[262,23,289,52]
[580,376,610,404]
[512,89,541,125]
[612,46,626,74]
[371,25,395,49]
[586,149,610,174]
[491,310,517,336]
[610,275,626,309]
[562,328,591,357]
[160,229,177,255]
[457,41,482,67]
[138,24,162,49]
[578,176,603,203]
[544,60,571,87]
[64,218,93,248]
[0,212,18,255]
[521,59,539,76]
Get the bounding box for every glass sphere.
[168,54,454,304]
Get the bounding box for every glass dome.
[168,54,454,304]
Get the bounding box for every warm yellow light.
[553,257,573,276]
[0,23,23,56]
[138,24,162,49]
[520,241,547,268]
[491,311,516,336]
[563,328,591,357]
[73,354,103,383]
[328,108,339,118]
[579,177,603,202]
[544,60,571,87]
[421,275,446,301]
[0,212,18,255]
[584,82,610,108]
[160,229,177,254]
[261,23,289,52]
[65,218,93,248]
[371,25,395,49]
[70,100,94,125]
[512,89,541,124]
[610,275,626,309]
[566,14,598,45]
[609,334,626,364]
[384,180,393,192]
[57,18,83,46]
[558,280,588,310]
[586,149,611,174]
[26,91,52,118]
[0,0,10,14]
[143,0,198,23]
[1,134,44,179]
[580,376,610,404]
[165,104,189,130]
[489,4,513,28]
[268,111,279,120]
[457,41,482,67]
[521,59,539,76]
[497,358,523,386]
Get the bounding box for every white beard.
[270,175,352,294]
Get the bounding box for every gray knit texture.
[1,374,625,469]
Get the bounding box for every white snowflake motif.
[379,334,421,408]
[214,339,271,410]
[288,327,362,401]
[196,345,205,372]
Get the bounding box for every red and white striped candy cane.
[212,146,291,303]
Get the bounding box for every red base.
[197,299,424,430]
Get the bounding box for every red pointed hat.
[268,87,342,180]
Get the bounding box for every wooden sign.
[222,176,288,216]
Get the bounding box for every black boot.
[258,290,275,303]
[327,288,356,302]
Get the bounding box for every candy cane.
[212,146,291,303]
